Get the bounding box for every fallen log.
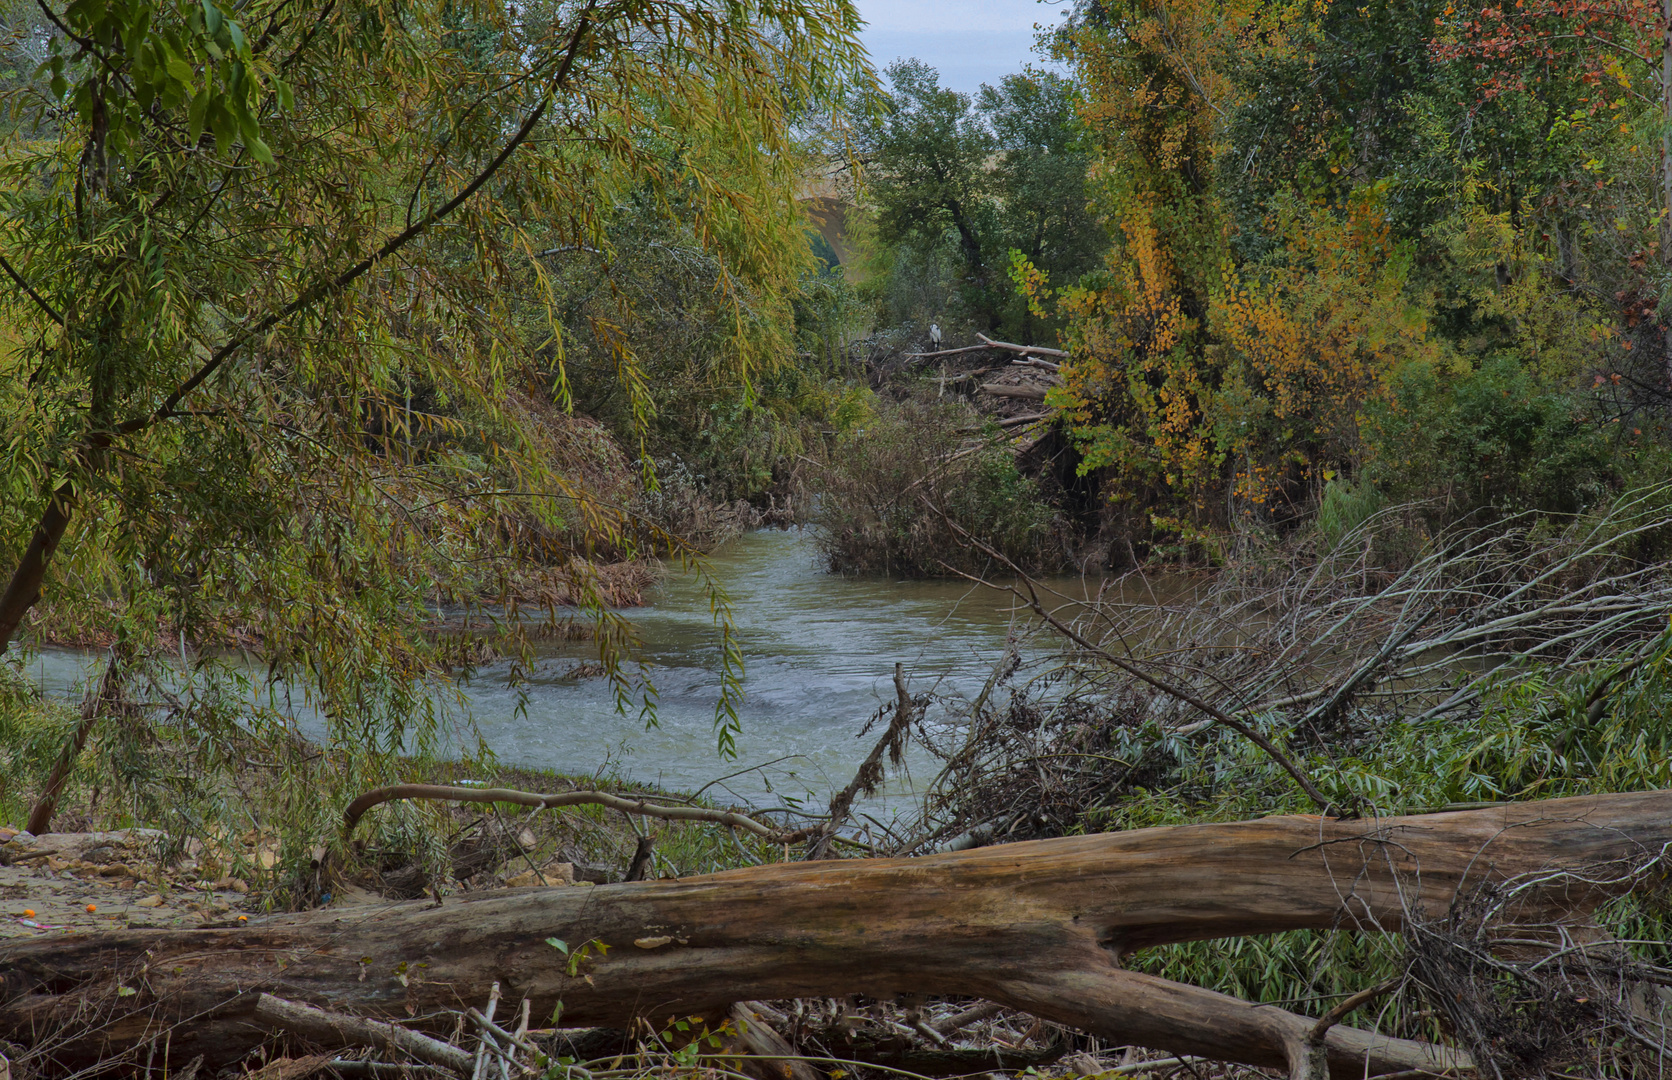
[994,411,1053,428]
[8,791,1672,1078]
[904,344,993,360]
[975,333,1068,359]
[979,383,1049,401]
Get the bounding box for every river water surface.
[461,528,1039,809]
[24,529,1070,812]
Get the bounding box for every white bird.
[929,322,942,350]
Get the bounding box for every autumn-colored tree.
[1433,0,1672,395]
[1038,0,1444,536]
[1039,0,1235,527]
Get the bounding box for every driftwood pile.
[905,334,1064,427]
[233,990,1074,1080]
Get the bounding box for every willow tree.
[0,0,866,826]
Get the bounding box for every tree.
[861,60,1096,340]
[0,0,868,815]
[1038,0,1619,542]
[983,70,1104,342]
[1432,0,1672,403]
[862,59,998,329]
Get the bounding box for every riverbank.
[0,748,791,927]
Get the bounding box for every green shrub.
[1364,356,1618,520]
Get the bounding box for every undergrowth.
[814,396,1064,577]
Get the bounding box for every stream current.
[22,529,1076,813]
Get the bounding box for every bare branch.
[342,783,811,842]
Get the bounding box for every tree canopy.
[0,0,868,764]
[859,59,1100,341]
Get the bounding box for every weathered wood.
[975,333,1068,359]
[731,1004,822,1080]
[251,994,473,1074]
[904,344,993,360]
[979,383,1048,401]
[7,791,1671,1077]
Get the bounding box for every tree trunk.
[0,490,74,656]
[24,650,121,835]
[7,790,1671,1076]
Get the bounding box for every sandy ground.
[0,828,254,939]
[0,826,586,941]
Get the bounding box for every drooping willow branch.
[341,783,814,843]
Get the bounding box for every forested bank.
[3,0,1672,1076]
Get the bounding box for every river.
[21,529,1073,815]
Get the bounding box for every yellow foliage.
[1052,185,1435,514]
[1210,190,1433,505]
[1053,204,1206,499]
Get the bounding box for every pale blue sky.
[853,0,1075,97]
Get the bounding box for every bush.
[814,398,1063,576]
[1363,355,1618,520]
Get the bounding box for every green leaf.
[200,0,222,35]
[187,88,210,142]
[122,6,151,58]
[208,102,235,154]
[166,54,194,85]
[247,135,273,164]
[545,937,569,954]
[236,102,261,144]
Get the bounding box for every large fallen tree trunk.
[7,791,1672,1078]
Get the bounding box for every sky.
[852,0,1076,97]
